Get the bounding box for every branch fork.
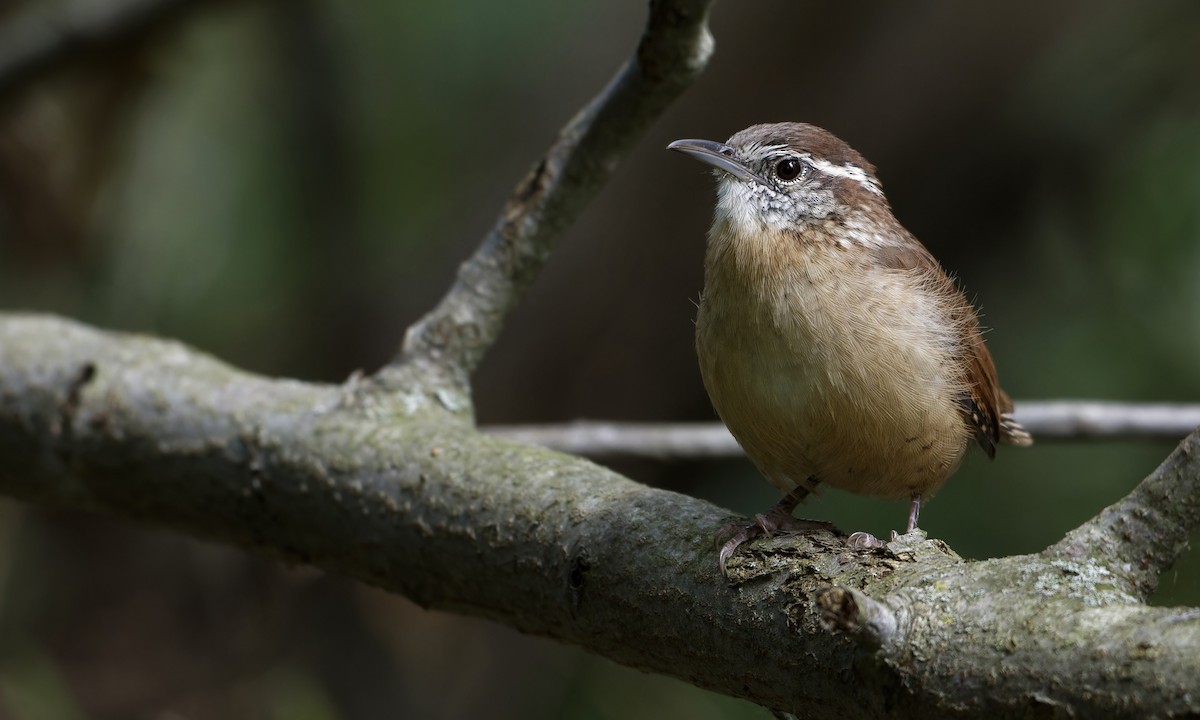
[2,0,1200,717]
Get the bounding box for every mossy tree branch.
[1,314,1198,718]
[1,0,1199,717]
[1048,433,1200,600]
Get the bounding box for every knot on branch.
[53,360,97,440]
[356,359,473,420]
[817,585,898,649]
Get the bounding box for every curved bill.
[667,138,765,185]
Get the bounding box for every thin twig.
[483,402,1200,459]
[0,0,231,105]
[1015,401,1200,441]
[485,421,738,460]
[387,0,716,392]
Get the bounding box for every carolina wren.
[668,123,1031,572]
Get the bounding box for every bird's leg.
[848,492,923,550]
[717,482,832,575]
[906,493,921,533]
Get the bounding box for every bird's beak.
[667,138,764,185]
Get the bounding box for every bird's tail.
[1000,413,1033,446]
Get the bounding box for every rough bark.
[2,0,1199,717]
[1,314,1198,719]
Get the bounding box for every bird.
[667,123,1031,573]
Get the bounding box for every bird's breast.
[695,224,971,499]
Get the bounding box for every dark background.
[1,0,1198,717]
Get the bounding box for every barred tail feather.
[999,412,1033,446]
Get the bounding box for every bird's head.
[668,122,887,233]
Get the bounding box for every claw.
[718,526,753,575]
[847,531,888,550]
[847,493,924,551]
[717,501,832,575]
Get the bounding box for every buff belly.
[696,260,972,501]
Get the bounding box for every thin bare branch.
[385,0,716,393]
[1015,401,1200,441]
[483,402,1200,459]
[2,313,1199,719]
[0,0,231,106]
[485,421,739,459]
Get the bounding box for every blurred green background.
[2,0,1199,717]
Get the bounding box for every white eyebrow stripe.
[807,157,883,196]
[745,142,788,155]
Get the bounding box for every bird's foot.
[717,504,832,575]
[846,530,899,550]
[848,493,924,550]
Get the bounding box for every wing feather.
[867,238,1029,456]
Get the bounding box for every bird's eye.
[774,157,806,182]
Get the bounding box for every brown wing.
[868,238,1014,458]
[957,316,1004,458]
[947,287,1033,451]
